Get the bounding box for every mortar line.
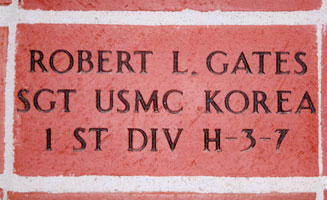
[318,10,326,199]
[7,7,327,25]
[1,3,327,25]
[0,175,327,193]
[317,189,324,200]
[3,189,7,200]
[3,1,19,199]
[323,0,327,9]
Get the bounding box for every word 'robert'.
[29,50,308,75]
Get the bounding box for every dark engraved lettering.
[259,137,271,140]
[134,51,153,73]
[117,51,135,73]
[277,91,292,114]
[296,91,316,113]
[203,129,221,152]
[117,90,130,113]
[252,52,271,74]
[275,129,289,151]
[49,49,74,74]
[173,51,188,74]
[33,89,55,113]
[294,52,307,75]
[241,129,256,152]
[46,128,52,151]
[96,90,114,113]
[276,52,290,75]
[78,50,93,73]
[128,128,148,151]
[151,128,158,151]
[57,89,76,112]
[225,137,237,140]
[17,89,30,112]
[163,128,183,152]
[30,50,48,72]
[206,51,228,75]
[205,90,223,113]
[163,90,183,114]
[89,128,108,151]
[98,50,112,73]
[135,90,159,113]
[253,91,271,113]
[225,90,249,114]
[232,52,252,74]
[73,127,86,152]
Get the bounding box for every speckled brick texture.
[14,24,318,177]
[323,25,327,175]
[19,0,322,11]
[0,27,7,174]
[6,192,316,200]
[0,0,10,5]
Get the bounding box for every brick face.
[7,192,316,200]
[0,0,10,5]
[13,24,318,176]
[19,0,321,11]
[0,0,324,197]
[0,27,7,174]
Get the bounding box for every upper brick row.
[0,0,323,11]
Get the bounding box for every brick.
[0,27,7,174]
[19,0,321,11]
[0,0,10,5]
[7,192,316,200]
[323,25,327,175]
[14,24,318,176]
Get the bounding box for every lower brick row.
[1,192,320,200]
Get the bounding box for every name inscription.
[16,49,315,153]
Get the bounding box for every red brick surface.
[0,28,7,174]
[7,192,316,200]
[0,0,10,5]
[19,0,321,11]
[323,25,327,175]
[14,24,318,176]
